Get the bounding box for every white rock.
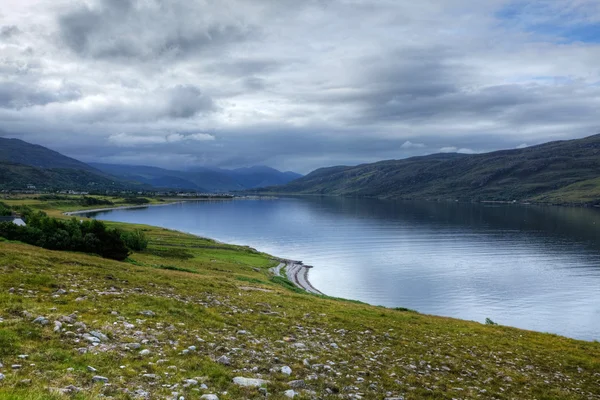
[139,349,151,356]
[0,373,4,381]
[87,366,97,372]
[92,376,109,383]
[200,395,219,400]
[281,366,292,375]
[232,377,269,387]
[284,389,296,398]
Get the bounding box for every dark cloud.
[58,0,258,61]
[1,0,600,173]
[0,25,19,39]
[0,81,81,109]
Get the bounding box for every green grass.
[0,197,599,399]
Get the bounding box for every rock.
[200,384,208,390]
[139,310,155,316]
[217,355,231,365]
[233,377,269,387]
[288,380,305,389]
[237,330,248,335]
[127,343,141,350]
[59,385,82,394]
[200,395,219,400]
[55,289,67,295]
[0,373,4,381]
[32,316,49,325]
[17,354,28,359]
[53,321,62,332]
[12,365,22,369]
[281,366,292,375]
[87,366,97,372]
[83,334,100,344]
[142,374,158,380]
[183,379,198,387]
[92,376,109,383]
[89,330,109,342]
[139,349,151,356]
[284,389,296,398]
[187,345,196,351]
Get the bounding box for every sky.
[1,0,600,174]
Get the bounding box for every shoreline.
[65,203,325,296]
[270,260,324,295]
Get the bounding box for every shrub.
[485,318,498,325]
[121,229,148,251]
[0,212,130,261]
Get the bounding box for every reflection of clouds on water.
[90,197,600,340]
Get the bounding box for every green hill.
[0,162,140,191]
[261,134,600,205]
[0,138,97,172]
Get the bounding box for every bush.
[0,212,130,261]
[123,197,150,205]
[121,229,148,251]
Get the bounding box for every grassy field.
[0,196,599,399]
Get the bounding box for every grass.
[0,196,599,399]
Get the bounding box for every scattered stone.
[284,389,296,398]
[127,343,141,350]
[139,310,155,316]
[139,349,151,356]
[281,366,292,375]
[89,330,109,342]
[92,376,109,383]
[288,380,306,389]
[32,316,49,325]
[53,321,62,332]
[142,374,158,380]
[87,366,97,372]
[12,365,22,369]
[0,373,4,381]
[233,377,269,387]
[55,289,67,295]
[17,355,28,359]
[59,385,82,394]
[217,355,231,365]
[200,395,219,400]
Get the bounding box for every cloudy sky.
[1,0,600,173]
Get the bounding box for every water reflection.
[87,197,600,340]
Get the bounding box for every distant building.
[0,216,26,226]
[26,184,36,190]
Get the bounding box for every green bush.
[0,211,130,261]
[121,229,149,251]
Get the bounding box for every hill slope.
[0,197,599,399]
[0,162,141,191]
[263,134,600,205]
[0,138,97,172]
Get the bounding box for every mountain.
[0,162,138,191]
[0,138,147,191]
[91,163,302,192]
[0,137,97,172]
[259,134,600,205]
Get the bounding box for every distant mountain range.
[0,137,302,192]
[90,163,302,192]
[257,134,600,205]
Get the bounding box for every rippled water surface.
[87,197,600,340]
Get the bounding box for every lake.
[85,197,600,340]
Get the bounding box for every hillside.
[262,134,600,205]
[0,162,142,192]
[0,138,97,172]
[91,163,302,193]
[0,196,599,399]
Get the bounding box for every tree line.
[0,207,148,261]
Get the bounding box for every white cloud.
[401,140,425,149]
[440,146,458,153]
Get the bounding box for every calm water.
[86,197,600,340]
